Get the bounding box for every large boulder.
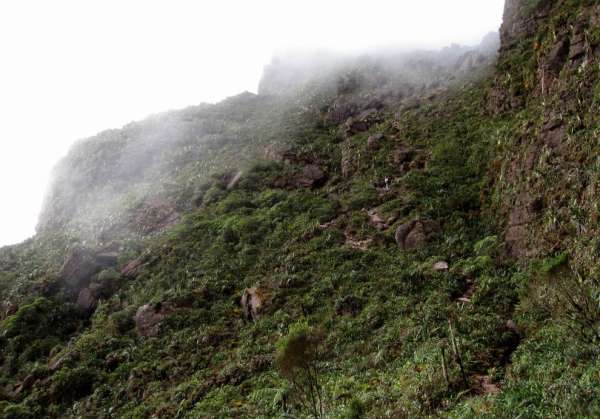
[326,100,357,125]
[296,165,327,188]
[134,303,173,337]
[395,220,441,250]
[76,288,96,312]
[241,287,268,321]
[344,109,381,135]
[59,247,101,290]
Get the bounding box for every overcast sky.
[0,0,505,247]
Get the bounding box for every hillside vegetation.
[1,1,600,417]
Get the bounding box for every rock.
[392,145,414,165]
[544,38,570,75]
[395,220,441,250]
[344,232,373,251]
[326,100,357,125]
[59,246,101,290]
[505,192,544,258]
[134,303,172,337]
[344,109,381,135]
[95,252,119,268]
[541,119,566,148]
[297,165,327,188]
[569,31,586,61]
[367,209,389,231]
[367,133,384,150]
[241,288,268,321]
[13,374,36,397]
[121,258,143,279]
[433,261,449,272]
[76,288,96,312]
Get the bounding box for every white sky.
[0,0,505,247]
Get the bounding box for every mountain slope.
[1,1,600,417]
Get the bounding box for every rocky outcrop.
[326,100,358,125]
[134,303,173,337]
[367,133,384,150]
[59,247,102,290]
[76,288,96,312]
[121,258,144,279]
[367,209,389,231]
[395,220,441,250]
[296,165,327,188]
[241,288,268,321]
[344,109,382,135]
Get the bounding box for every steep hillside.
[1,1,600,417]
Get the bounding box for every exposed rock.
[367,133,384,150]
[326,100,357,125]
[134,200,180,235]
[76,288,97,312]
[392,145,415,165]
[500,0,539,46]
[569,37,586,61]
[544,39,570,75]
[59,246,101,290]
[541,119,566,148]
[344,109,381,135]
[433,261,449,272]
[344,232,373,251]
[395,220,441,250]
[134,303,173,337]
[241,288,268,321]
[121,258,144,279]
[505,192,544,258]
[13,374,37,397]
[367,209,389,231]
[296,165,327,188]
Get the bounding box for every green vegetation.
[1,1,600,417]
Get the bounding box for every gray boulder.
[134,303,173,337]
[395,220,441,250]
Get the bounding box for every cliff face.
[490,0,600,268]
[2,1,600,417]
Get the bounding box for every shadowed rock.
[241,287,268,321]
[59,247,102,290]
[395,220,441,250]
[134,303,173,337]
[296,165,327,188]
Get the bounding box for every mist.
[0,0,504,247]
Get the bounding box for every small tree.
[275,321,324,418]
